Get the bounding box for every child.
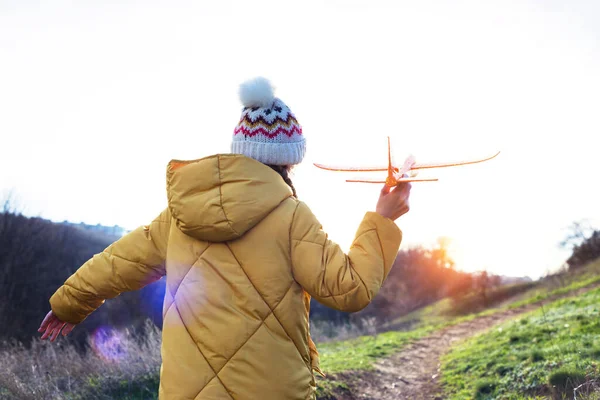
[39,77,411,400]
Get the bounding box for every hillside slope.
[328,281,600,399]
[315,259,600,399]
[0,211,164,347]
[442,285,600,399]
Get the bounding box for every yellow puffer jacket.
[49,154,402,400]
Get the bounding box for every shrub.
[495,364,512,376]
[530,350,545,362]
[548,368,586,393]
[474,379,497,398]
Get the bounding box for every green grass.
[385,297,455,329]
[382,284,533,333]
[89,373,159,400]
[317,325,435,374]
[385,259,600,334]
[508,272,600,310]
[318,312,493,375]
[314,306,488,398]
[440,286,600,399]
[315,379,351,400]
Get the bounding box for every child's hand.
[376,182,411,221]
[38,310,76,342]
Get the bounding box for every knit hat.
[231,77,305,166]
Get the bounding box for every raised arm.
[47,208,171,326]
[290,183,410,312]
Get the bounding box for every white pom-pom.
[239,77,275,108]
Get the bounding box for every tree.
[560,219,595,250]
[566,230,600,270]
[473,270,502,307]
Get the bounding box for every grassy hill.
[2,205,599,399]
[2,260,596,399]
[314,259,600,399]
[442,286,600,399]
[387,260,600,332]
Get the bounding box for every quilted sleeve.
[49,208,171,324]
[290,201,402,313]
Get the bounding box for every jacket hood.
[166,154,293,242]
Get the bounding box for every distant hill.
[59,220,129,241]
[499,275,534,285]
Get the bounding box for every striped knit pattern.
[232,98,306,166]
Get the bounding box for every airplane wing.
[313,163,388,172]
[313,134,499,186]
[411,151,501,170]
[346,177,438,183]
[313,151,500,173]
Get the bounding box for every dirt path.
[332,283,600,400]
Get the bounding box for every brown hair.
[266,165,297,198]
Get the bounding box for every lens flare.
[144,278,166,326]
[91,325,127,362]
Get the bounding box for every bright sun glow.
[1,0,599,280]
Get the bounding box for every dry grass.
[0,320,162,400]
[0,316,380,399]
[310,317,378,343]
[575,379,600,400]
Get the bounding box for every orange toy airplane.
[313,137,500,186]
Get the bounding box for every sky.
[1,0,599,279]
